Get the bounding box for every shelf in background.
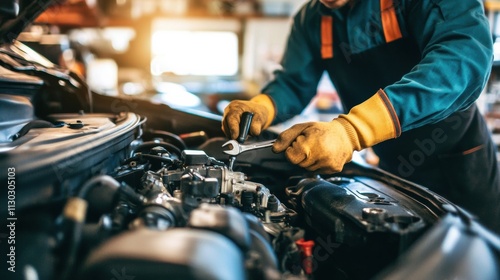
[485,1,500,11]
[34,0,291,28]
[34,0,101,27]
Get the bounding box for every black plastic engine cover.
[0,112,141,211]
[80,228,246,280]
[299,176,440,279]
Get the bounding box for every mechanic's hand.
[272,120,359,174]
[272,90,401,174]
[222,94,276,139]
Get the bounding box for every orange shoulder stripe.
[321,15,333,59]
[380,0,402,43]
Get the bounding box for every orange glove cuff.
[337,89,401,149]
[250,94,276,129]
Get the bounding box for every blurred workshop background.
[26,0,341,118]
[22,0,500,137]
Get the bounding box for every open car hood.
[0,0,54,45]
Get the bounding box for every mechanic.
[222,0,500,233]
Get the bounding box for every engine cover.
[294,175,438,279]
[0,112,142,210]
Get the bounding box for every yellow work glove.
[222,94,276,139]
[272,90,400,174]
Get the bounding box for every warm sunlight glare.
[151,30,238,76]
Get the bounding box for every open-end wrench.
[222,139,276,156]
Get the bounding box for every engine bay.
[3,110,498,280]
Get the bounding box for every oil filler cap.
[68,120,84,129]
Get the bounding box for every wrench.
[222,139,276,156]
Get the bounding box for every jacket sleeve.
[261,7,325,124]
[384,0,493,132]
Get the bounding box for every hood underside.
[0,0,55,45]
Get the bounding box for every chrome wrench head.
[222,139,242,156]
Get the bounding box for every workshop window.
[150,19,240,77]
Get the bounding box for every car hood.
[0,0,54,45]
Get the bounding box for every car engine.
[2,108,499,280]
[0,1,499,279]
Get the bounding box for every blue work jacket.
[262,0,493,133]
